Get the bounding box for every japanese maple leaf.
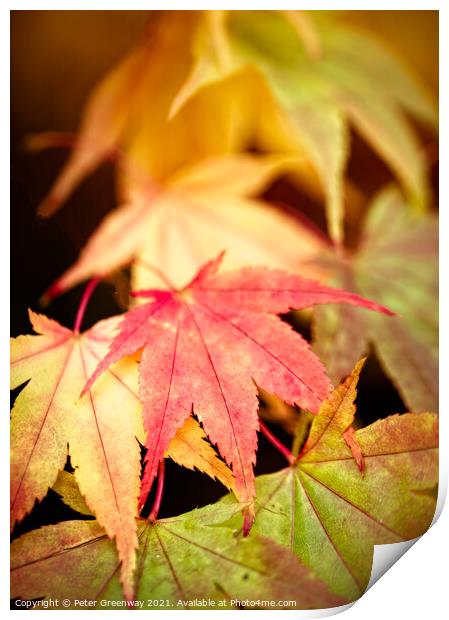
[27,12,436,250]
[83,254,392,528]
[51,418,236,520]
[52,453,233,521]
[171,10,437,242]
[10,311,234,598]
[30,12,252,219]
[41,152,325,300]
[164,416,235,493]
[258,389,302,436]
[10,311,142,600]
[219,360,438,601]
[11,504,343,609]
[28,12,325,298]
[52,471,92,517]
[312,186,438,412]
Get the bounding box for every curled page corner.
[366,476,445,593]
[365,466,446,593]
[367,538,419,591]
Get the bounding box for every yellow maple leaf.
[11,309,235,599]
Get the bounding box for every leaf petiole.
[259,420,295,465]
[149,459,166,522]
[73,277,101,334]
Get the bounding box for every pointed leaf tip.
[39,281,64,307]
[185,250,227,289]
[37,193,63,219]
[352,356,367,377]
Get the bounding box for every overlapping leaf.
[258,389,302,435]
[219,360,438,601]
[313,186,438,412]
[83,255,391,527]
[10,312,142,599]
[31,10,437,292]
[10,310,235,597]
[172,10,437,242]
[52,426,235,518]
[29,12,325,298]
[32,12,251,218]
[41,152,326,299]
[164,416,235,493]
[11,503,343,609]
[52,471,92,517]
[11,362,437,606]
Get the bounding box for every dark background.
[11,11,438,535]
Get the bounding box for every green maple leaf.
[171,10,437,243]
[313,186,438,412]
[219,360,438,601]
[10,355,437,609]
[11,501,343,609]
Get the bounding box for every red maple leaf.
[83,253,392,531]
